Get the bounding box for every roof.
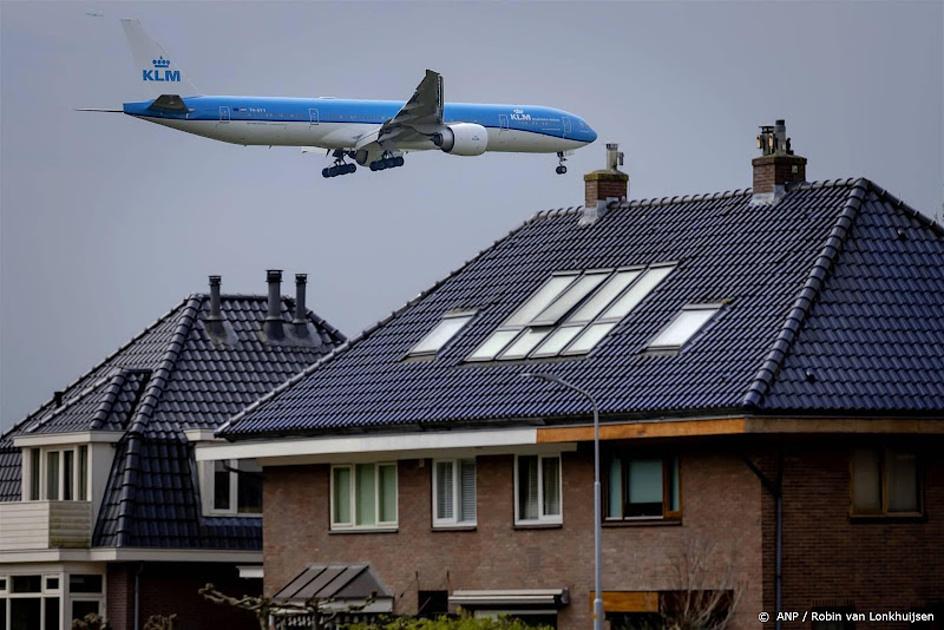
[0,292,345,550]
[222,178,944,439]
[273,564,392,602]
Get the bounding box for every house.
[0,272,345,630]
[200,121,944,630]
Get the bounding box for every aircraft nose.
[586,124,598,144]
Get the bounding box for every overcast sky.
[1,1,941,430]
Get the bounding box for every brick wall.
[263,444,764,630]
[762,437,944,629]
[106,562,260,630]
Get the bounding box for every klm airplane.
[84,19,597,178]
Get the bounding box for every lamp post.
[520,372,603,630]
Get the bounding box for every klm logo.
[510,108,531,122]
[142,56,180,82]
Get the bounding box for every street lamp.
[520,372,603,630]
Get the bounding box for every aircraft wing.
[375,69,443,147]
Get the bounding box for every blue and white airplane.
[84,19,597,178]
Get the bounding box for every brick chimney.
[582,143,628,225]
[752,119,807,204]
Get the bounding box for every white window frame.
[645,303,725,351]
[514,454,563,525]
[330,462,398,531]
[22,446,89,502]
[432,458,477,528]
[200,459,263,518]
[406,310,477,357]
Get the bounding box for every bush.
[346,614,550,630]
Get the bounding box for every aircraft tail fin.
[120,18,199,98]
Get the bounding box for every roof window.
[468,264,675,361]
[646,304,723,351]
[408,311,476,357]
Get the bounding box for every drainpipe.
[742,446,784,629]
[134,562,144,630]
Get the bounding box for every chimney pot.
[583,142,629,219]
[753,119,807,202]
[264,269,285,341]
[293,273,310,336]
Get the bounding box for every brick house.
[202,122,943,630]
[0,272,345,629]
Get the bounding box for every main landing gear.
[322,150,357,178]
[555,151,568,175]
[369,153,405,172]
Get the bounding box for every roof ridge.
[219,214,542,437]
[89,369,151,431]
[865,179,944,238]
[114,296,201,547]
[742,177,872,409]
[24,368,124,434]
[1,297,191,442]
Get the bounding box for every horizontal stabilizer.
[75,108,123,113]
[148,94,187,112]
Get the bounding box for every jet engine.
[431,123,488,156]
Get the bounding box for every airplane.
[81,19,598,178]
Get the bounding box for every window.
[205,459,263,516]
[331,463,398,530]
[851,448,921,516]
[68,575,103,594]
[433,459,476,527]
[417,590,449,618]
[605,454,680,521]
[24,447,89,502]
[646,304,723,351]
[408,311,476,357]
[468,265,675,362]
[515,454,562,524]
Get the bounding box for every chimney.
[205,275,226,337]
[752,119,807,204]
[53,391,64,408]
[582,143,628,225]
[264,269,285,341]
[292,273,310,337]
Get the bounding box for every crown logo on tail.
[152,56,171,68]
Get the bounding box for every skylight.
[646,304,723,350]
[467,264,676,361]
[408,311,475,356]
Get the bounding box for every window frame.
[513,454,563,526]
[645,303,725,352]
[849,447,923,518]
[406,310,477,358]
[22,446,89,503]
[431,458,477,528]
[603,453,682,523]
[330,462,399,531]
[202,459,263,518]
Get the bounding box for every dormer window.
[200,459,263,516]
[23,446,89,502]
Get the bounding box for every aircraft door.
[562,116,572,138]
[219,106,231,123]
[309,109,320,126]
[499,114,509,132]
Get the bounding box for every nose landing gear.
[322,150,357,178]
[555,151,568,175]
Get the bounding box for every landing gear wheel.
[394,156,405,167]
[323,150,357,178]
[555,151,568,175]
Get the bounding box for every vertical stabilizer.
[120,18,199,98]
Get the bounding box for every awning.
[273,564,393,613]
[449,589,570,609]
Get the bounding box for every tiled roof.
[0,292,344,550]
[222,178,944,439]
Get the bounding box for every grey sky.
[1,1,941,431]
